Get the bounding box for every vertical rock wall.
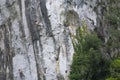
[0,0,106,80]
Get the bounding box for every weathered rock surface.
[0,0,107,80]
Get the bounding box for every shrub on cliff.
[69,22,110,80]
[106,58,120,80]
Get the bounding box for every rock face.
[0,0,106,80]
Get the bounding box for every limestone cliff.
[0,0,107,80]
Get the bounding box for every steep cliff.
[0,0,107,80]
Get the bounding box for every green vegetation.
[106,77,117,80]
[69,22,110,80]
[69,1,120,80]
[106,58,120,80]
[105,1,120,79]
[105,0,120,58]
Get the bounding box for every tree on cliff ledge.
[69,22,110,80]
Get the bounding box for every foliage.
[106,58,120,80]
[105,1,120,80]
[105,0,120,58]
[69,0,120,79]
[106,77,117,80]
[69,22,110,80]
[112,59,120,68]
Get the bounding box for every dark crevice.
[19,20,26,38]
[25,2,39,41]
[18,0,22,17]
[25,1,45,80]
[6,0,16,8]
[33,41,44,80]
[40,0,52,36]
[0,48,6,80]
[3,25,13,80]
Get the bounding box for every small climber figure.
[18,69,25,80]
